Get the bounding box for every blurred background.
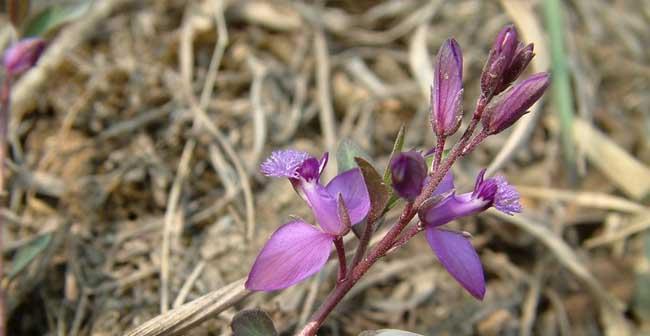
[1,0,649,335]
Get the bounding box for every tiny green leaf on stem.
[336,139,371,173]
[231,309,278,336]
[23,1,92,37]
[382,124,406,185]
[9,233,52,278]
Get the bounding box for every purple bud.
[498,43,535,93]
[480,25,518,95]
[482,72,550,135]
[431,38,463,137]
[3,38,46,77]
[390,151,427,201]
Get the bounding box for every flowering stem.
[462,129,489,156]
[415,95,492,208]
[390,223,424,253]
[333,237,347,282]
[297,203,415,336]
[432,136,446,172]
[297,93,498,336]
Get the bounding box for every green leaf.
[382,125,406,186]
[231,309,278,336]
[9,233,52,278]
[355,157,390,224]
[336,139,371,173]
[23,1,92,37]
[359,329,423,336]
[544,0,577,174]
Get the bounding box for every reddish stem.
[333,237,347,282]
[390,223,424,253]
[297,203,415,336]
[0,75,12,336]
[432,136,446,172]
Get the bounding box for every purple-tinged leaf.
[231,309,278,336]
[246,221,333,291]
[425,228,485,300]
[326,168,370,226]
[354,158,390,224]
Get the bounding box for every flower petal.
[246,221,333,291]
[301,182,343,234]
[433,170,455,196]
[493,175,522,215]
[260,149,313,179]
[419,192,488,228]
[425,228,485,299]
[326,168,370,225]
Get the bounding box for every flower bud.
[431,38,463,137]
[498,43,535,93]
[3,38,46,77]
[482,72,550,135]
[480,25,518,95]
[390,151,427,201]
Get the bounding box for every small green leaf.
[23,1,92,37]
[231,309,278,336]
[355,157,390,224]
[359,329,423,336]
[336,139,371,173]
[9,233,52,278]
[382,125,406,186]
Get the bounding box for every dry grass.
[3,0,650,335]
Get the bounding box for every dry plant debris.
[1,0,649,335]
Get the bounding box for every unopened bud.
[482,72,550,135]
[390,151,427,201]
[497,43,535,93]
[431,38,463,137]
[3,38,46,77]
[480,25,518,95]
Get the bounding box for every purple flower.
[390,151,427,201]
[431,38,463,137]
[418,169,521,299]
[246,149,370,291]
[482,72,550,135]
[3,37,46,77]
[481,25,518,95]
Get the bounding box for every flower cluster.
[246,150,370,290]
[246,25,549,304]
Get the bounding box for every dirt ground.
[3,0,650,335]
